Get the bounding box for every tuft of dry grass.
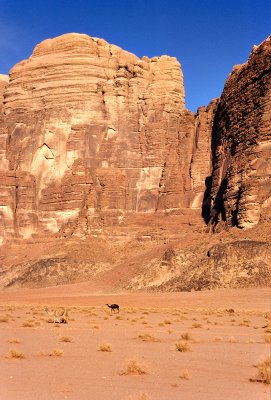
[119,359,150,375]
[6,349,25,359]
[49,349,64,357]
[8,338,20,344]
[191,323,202,329]
[180,332,194,341]
[250,356,270,384]
[180,369,191,380]
[59,336,72,343]
[98,343,112,352]
[137,333,159,342]
[175,340,192,352]
[22,321,36,328]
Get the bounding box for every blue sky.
[0,0,270,111]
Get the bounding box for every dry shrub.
[22,321,36,328]
[6,349,25,359]
[137,333,158,342]
[250,356,271,384]
[59,336,72,343]
[175,340,192,352]
[180,369,191,380]
[180,332,193,341]
[214,336,223,342]
[49,349,64,357]
[119,359,150,375]
[192,323,202,329]
[0,316,9,323]
[8,338,20,344]
[98,343,112,352]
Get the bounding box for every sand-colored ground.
[0,287,270,399]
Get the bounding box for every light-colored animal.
[45,307,68,323]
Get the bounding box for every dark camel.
[106,303,120,313]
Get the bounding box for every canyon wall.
[0,33,209,243]
[208,36,271,230]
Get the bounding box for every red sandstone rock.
[0,33,205,242]
[0,33,270,245]
[208,35,271,230]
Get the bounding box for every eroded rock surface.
[208,36,271,230]
[0,33,207,243]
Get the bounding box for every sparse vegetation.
[22,320,37,327]
[8,338,20,344]
[119,359,150,375]
[6,349,25,359]
[175,340,192,352]
[250,356,271,384]
[137,333,158,342]
[59,335,72,342]
[49,349,64,357]
[180,332,194,341]
[98,343,112,352]
[180,369,191,380]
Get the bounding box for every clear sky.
[0,0,270,111]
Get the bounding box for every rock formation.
[208,36,271,230]
[0,33,270,247]
[0,33,208,243]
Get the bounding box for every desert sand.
[0,286,270,400]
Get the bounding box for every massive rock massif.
[0,33,210,243]
[0,33,270,291]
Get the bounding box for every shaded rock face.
[208,36,271,230]
[0,33,207,243]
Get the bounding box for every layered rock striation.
[0,33,207,243]
[208,36,271,229]
[0,33,270,244]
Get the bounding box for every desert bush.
[192,323,202,329]
[250,356,271,384]
[137,333,158,342]
[49,349,64,357]
[6,349,25,359]
[180,369,191,380]
[180,332,193,341]
[119,359,150,375]
[175,340,192,352]
[98,343,112,352]
[8,338,20,344]
[59,336,72,343]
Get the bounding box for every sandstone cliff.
[208,36,271,230]
[0,33,207,243]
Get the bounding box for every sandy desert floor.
[0,286,270,400]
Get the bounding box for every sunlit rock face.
[208,35,271,230]
[0,33,206,242]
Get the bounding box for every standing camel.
[106,303,120,313]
